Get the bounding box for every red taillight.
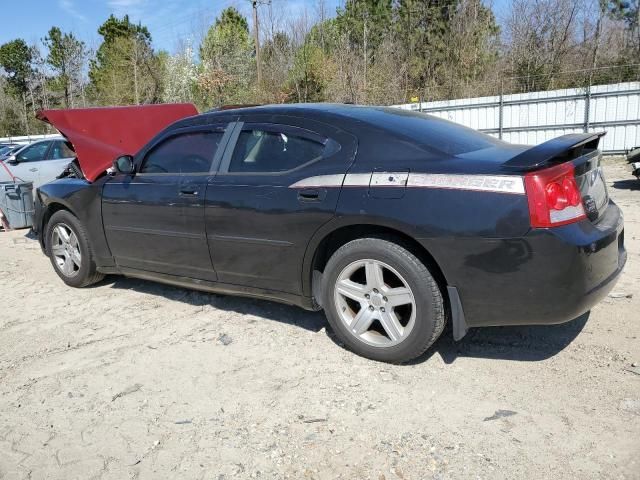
[524,162,586,227]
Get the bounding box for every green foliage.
[97,14,151,44]
[198,7,255,106]
[89,15,160,105]
[44,27,86,107]
[288,42,329,103]
[336,0,393,55]
[600,0,639,70]
[396,0,484,93]
[0,39,33,95]
[601,0,639,26]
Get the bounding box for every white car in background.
[0,138,76,189]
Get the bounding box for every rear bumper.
[432,200,626,328]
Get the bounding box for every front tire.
[322,238,445,363]
[46,210,104,288]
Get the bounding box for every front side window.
[16,142,51,162]
[228,127,329,173]
[141,131,224,174]
[48,140,75,160]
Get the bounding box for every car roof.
[196,103,503,156]
[205,103,388,118]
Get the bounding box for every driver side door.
[102,124,231,281]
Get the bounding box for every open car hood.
[36,104,198,182]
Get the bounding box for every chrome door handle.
[179,187,199,196]
[297,188,326,202]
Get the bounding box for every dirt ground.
[0,161,638,480]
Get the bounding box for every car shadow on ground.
[102,275,327,332]
[416,312,590,365]
[102,275,589,365]
[612,179,640,190]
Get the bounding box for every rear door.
[102,124,231,281]
[205,117,357,294]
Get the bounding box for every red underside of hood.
[36,103,198,182]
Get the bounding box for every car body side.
[33,105,626,337]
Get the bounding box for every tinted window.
[346,107,504,156]
[141,131,223,174]
[229,128,327,173]
[16,142,51,162]
[48,140,75,160]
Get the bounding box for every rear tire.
[46,210,104,288]
[322,237,445,363]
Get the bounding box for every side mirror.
[113,155,135,175]
[6,155,18,165]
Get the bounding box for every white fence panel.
[393,81,640,154]
[0,133,60,144]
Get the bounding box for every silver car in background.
[0,138,76,189]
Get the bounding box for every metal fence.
[0,133,60,144]
[392,81,640,154]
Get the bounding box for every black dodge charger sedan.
[33,103,626,363]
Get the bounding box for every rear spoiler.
[502,132,606,172]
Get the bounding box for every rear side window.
[228,126,334,173]
[141,131,223,174]
[348,107,504,156]
[48,140,75,160]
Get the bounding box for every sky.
[0,0,343,53]
[0,0,508,54]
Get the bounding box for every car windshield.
[0,145,19,156]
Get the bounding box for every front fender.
[37,178,115,269]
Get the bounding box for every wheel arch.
[303,220,451,308]
[39,201,78,250]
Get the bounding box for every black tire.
[322,237,445,363]
[46,210,104,288]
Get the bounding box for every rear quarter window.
[351,107,504,156]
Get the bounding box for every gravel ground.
[0,161,639,480]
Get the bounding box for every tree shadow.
[101,274,588,364]
[611,179,640,191]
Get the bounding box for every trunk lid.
[501,132,609,223]
[573,150,609,222]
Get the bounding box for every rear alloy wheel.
[334,259,416,347]
[323,238,445,363]
[46,210,104,288]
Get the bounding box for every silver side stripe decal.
[290,172,525,195]
[289,174,346,188]
[344,173,371,186]
[406,173,525,194]
[370,172,409,187]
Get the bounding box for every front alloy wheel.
[46,209,104,288]
[50,223,82,278]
